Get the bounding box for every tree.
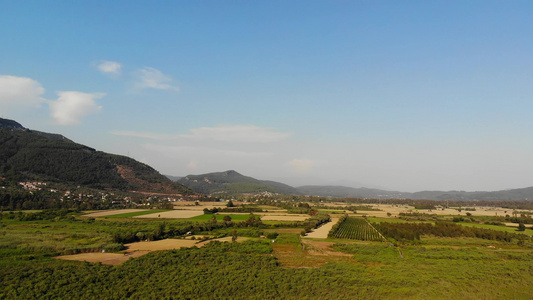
[518,223,526,231]
[223,215,232,222]
[227,200,235,208]
[232,229,237,242]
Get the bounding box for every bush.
[266,232,279,239]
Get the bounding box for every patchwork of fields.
[2,201,532,299]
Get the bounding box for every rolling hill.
[0,118,194,195]
[296,185,533,201]
[295,185,406,199]
[175,168,533,201]
[177,170,300,195]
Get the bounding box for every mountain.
[165,175,183,182]
[0,118,194,195]
[297,185,533,201]
[296,185,405,199]
[177,167,533,200]
[409,187,533,201]
[177,170,300,195]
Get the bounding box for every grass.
[456,221,533,237]
[367,217,433,224]
[2,214,533,299]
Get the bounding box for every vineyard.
[328,216,384,241]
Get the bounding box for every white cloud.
[49,91,104,125]
[111,124,292,143]
[110,131,177,140]
[96,60,122,76]
[136,67,179,91]
[0,75,46,110]
[288,158,314,173]
[182,125,292,143]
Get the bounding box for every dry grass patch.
[304,217,339,239]
[133,210,203,219]
[173,201,227,210]
[301,239,352,258]
[272,241,352,268]
[55,252,131,265]
[260,214,310,221]
[56,237,250,265]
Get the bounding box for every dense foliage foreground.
[1,237,533,299]
[1,210,533,299]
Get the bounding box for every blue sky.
[1,1,532,192]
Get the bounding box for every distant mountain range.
[2,117,532,201]
[175,170,533,201]
[0,118,193,195]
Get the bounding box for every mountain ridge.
[0,118,194,195]
[178,170,300,195]
[176,170,533,201]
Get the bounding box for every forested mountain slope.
[0,118,193,195]
[178,170,300,195]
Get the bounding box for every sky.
[1,1,532,192]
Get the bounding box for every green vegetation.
[0,124,193,194]
[1,209,533,299]
[328,216,383,241]
[375,221,532,245]
[458,221,533,237]
[178,170,299,195]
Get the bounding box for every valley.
[1,118,533,299]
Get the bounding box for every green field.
[1,210,533,299]
[457,221,533,237]
[329,217,383,241]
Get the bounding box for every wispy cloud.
[111,124,292,143]
[110,130,177,140]
[96,60,122,77]
[182,125,292,143]
[288,158,314,173]
[49,91,104,125]
[136,67,179,91]
[0,75,46,110]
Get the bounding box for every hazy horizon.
[1,1,532,193]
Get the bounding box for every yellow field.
[259,213,310,221]
[55,236,250,265]
[133,210,204,219]
[305,217,340,239]
[318,203,533,218]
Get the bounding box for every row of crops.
[328,216,384,241]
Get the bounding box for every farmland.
[1,201,533,299]
[328,216,384,241]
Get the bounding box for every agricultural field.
[2,204,533,299]
[132,209,204,219]
[259,214,310,221]
[83,209,151,218]
[328,216,384,241]
[304,217,340,239]
[316,202,533,219]
[56,236,251,265]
